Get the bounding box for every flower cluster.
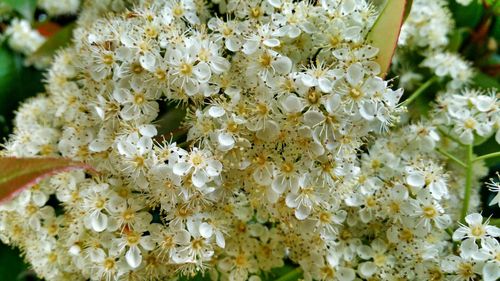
[395,0,473,90]
[5,18,45,56]
[0,1,499,281]
[433,88,500,145]
[38,0,80,16]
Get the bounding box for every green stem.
[461,145,474,222]
[436,147,467,168]
[445,228,454,237]
[438,127,464,146]
[472,151,500,163]
[274,268,303,281]
[400,76,438,107]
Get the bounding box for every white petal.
[465,213,483,225]
[346,63,363,86]
[192,169,208,187]
[359,102,376,120]
[318,77,333,92]
[199,222,213,238]
[208,106,225,118]
[263,38,280,47]
[301,74,316,87]
[483,262,500,281]
[125,246,142,269]
[215,231,225,248]
[281,95,303,113]
[338,268,356,281]
[218,133,235,147]
[173,162,191,176]
[91,212,108,232]
[359,261,377,277]
[140,53,156,72]
[206,160,222,176]
[194,62,211,82]
[460,238,478,259]
[272,56,292,74]
[242,40,259,55]
[174,229,191,244]
[303,110,325,127]
[295,205,311,220]
[285,193,299,208]
[406,172,425,188]
[139,125,157,137]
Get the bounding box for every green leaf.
[155,106,187,141]
[447,27,470,52]
[472,72,500,89]
[366,0,412,78]
[29,22,76,62]
[0,157,94,204]
[449,0,484,28]
[0,0,36,21]
[0,46,44,139]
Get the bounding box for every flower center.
[349,88,363,100]
[191,154,204,166]
[95,198,105,209]
[104,258,115,270]
[191,238,204,250]
[281,162,294,173]
[259,53,272,68]
[133,92,146,105]
[235,254,247,267]
[464,118,476,129]
[307,88,320,104]
[470,224,485,237]
[250,7,261,18]
[457,262,474,278]
[102,54,114,65]
[374,254,386,267]
[179,62,193,76]
[423,206,437,219]
[126,232,140,245]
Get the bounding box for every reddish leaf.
[36,21,61,38]
[0,157,94,204]
[367,0,412,78]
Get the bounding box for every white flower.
[453,213,500,243]
[5,19,45,55]
[173,148,222,188]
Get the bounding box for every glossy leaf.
[0,157,94,204]
[366,0,411,78]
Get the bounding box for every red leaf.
[367,0,412,78]
[0,157,95,204]
[36,21,61,37]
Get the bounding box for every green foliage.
[0,45,44,140]
[0,0,36,21]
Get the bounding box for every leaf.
[472,72,500,89]
[447,27,470,52]
[155,106,187,141]
[29,22,76,62]
[449,0,484,28]
[35,21,62,38]
[0,46,44,139]
[0,0,36,21]
[0,157,94,204]
[366,0,412,78]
